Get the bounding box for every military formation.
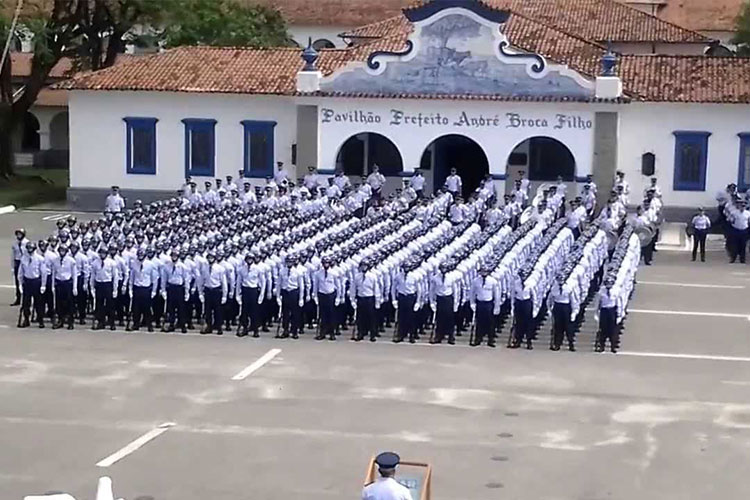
[10,166,644,352]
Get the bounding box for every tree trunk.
[0,103,15,178]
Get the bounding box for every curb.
[0,205,16,215]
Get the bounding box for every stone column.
[295,105,319,177]
[592,111,618,208]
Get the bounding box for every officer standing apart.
[105,185,126,213]
[690,207,711,262]
[728,199,750,264]
[445,168,462,198]
[361,452,413,500]
[11,228,28,306]
[18,241,48,328]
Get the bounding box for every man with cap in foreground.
[362,452,413,500]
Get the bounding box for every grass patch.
[0,168,68,208]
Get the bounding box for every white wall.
[316,98,596,179]
[618,102,750,208]
[69,91,297,191]
[288,25,354,49]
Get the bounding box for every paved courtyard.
[0,210,749,500]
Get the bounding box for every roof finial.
[601,41,617,77]
[301,37,319,71]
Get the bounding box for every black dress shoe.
[38,322,45,329]
[568,344,576,352]
[550,345,560,351]
[447,339,455,345]
[109,324,116,331]
[181,327,187,334]
[147,325,154,332]
[487,342,497,348]
[370,336,377,342]
[253,332,259,338]
[217,330,223,336]
[10,300,20,307]
[526,342,533,350]
[52,323,62,330]
[67,324,74,330]
[595,346,604,353]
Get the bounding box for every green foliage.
[159,0,292,48]
[732,0,750,55]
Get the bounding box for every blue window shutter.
[182,119,217,177]
[241,120,277,178]
[672,131,710,191]
[738,134,750,192]
[123,117,158,175]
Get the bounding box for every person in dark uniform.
[90,246,120,331]
[201,251,228,335]
[596,277,619,353]
[548,277,575,351]
[313,255,337,341]
[162,249,190,333]
[351,260,378,342]
[511,268,534,349]
[18,241,47,328]
[11,228,28,306]
[237,252,262,337]
[470,265,498,347]
[393,260,419,344]
[431,261,456,345]
[128,248,159,332]
[690,207,711,262]
[50,245,77,330]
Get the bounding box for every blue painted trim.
[673,131,710,192]
[241,120,277,179]
[499,40,545,74]
[123,117,158,175]
[404,0,510,23]
[490,173,507,180]
[367,40,414,71]
[397,171,416,178]
[738,133,750,192]
[317,169,336,175]
[182,119,217,178]
[575,176,589,183]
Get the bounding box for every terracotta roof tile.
[657,0,743,33]
[57,5,748,104]
[620,55,750,103]
[251,0,407,26]
[57,46,350,95]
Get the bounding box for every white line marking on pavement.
[231,348,282,380]
[638,281,745,289]
[41,214,69,221]
[0,284,15,288]
[629,309,750,320]
[721,380,750,386]
[619,352,750,363]
[95,422,176,467]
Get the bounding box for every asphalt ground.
[1,210,749,500]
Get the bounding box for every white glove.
[161,291,167,300]
[199,293,205,304]
[221,296,227,305]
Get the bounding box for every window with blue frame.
[124,117,157,174]
[738,134,750,192]
[241,120,276,178]
[673,131,710,191]
[182,119,216,177]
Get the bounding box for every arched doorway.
[49,111,69,151]
[335,132,403,179]
[21,112,40,152]
[420,135,489,197]
[506,136,575,191]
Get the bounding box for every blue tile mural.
[321,13,594,99]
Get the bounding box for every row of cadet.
[12,172,640,351]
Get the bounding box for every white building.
[59,0,750,218]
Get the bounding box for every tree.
[732,0,750,55]
[158,0,292,48]
[0,0,291,177]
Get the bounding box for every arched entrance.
[49,111,69,151]
[506,136,575,191]
[21,112,40,152]
[336,132,403,179]
[420,134,489,197]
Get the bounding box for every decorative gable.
[320,4,595,99]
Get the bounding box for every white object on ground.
[0,205,16,215]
